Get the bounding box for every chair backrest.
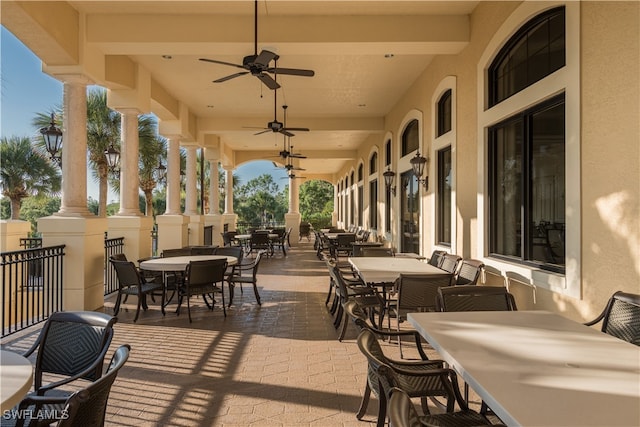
[436,285,517,312]
[396,273,454,313]
[248,250,266,279]
[455,259,485,286]
[336,233,356,248]
[360,247,394,257]
[587,291,640,345]
[185,258,227,287]
[110,259,142,287]
[427,250,447,267]
[162,247,191,257]
[387,387,424,427]
[251,232,270,245]
[59,344,131,427]
[214,245,244,264]
[109,253,128,262]
[439,253,462,274]
[222,231,238,246]
[190,246,216,255]
[29,311,117,391]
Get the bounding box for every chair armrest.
[583,309,606,327]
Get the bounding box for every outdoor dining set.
[315,228,640,427]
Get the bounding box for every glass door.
[400,170,420,253]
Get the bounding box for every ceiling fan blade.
[255,50,277,67]
[267,67,315,77]
[256,73,280,90]
[289,153,307,159]
[291,166,306,171]
[214,72,249,83]
[279,129,295,137]
[272,161,284,169]
[199,58,246,69]
[254,129,271,136]
[283,127,310,132]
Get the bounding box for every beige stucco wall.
[336,1,639,322]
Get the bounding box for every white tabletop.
[407,310,640,427]
[139,255,237,272]
[0,350,33,411]
[349,256,445,283]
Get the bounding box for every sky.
[0,26,287,203]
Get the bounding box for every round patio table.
[139,255,237,271]
[1,350,33,411]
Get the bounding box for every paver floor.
[1,240,485,426]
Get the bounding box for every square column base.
[156,214,189,253]
[222,214,238,232]
[187,215,204,246]
[37,215,108,311]
[204,214,225,246]
[0,220,32,252]
[285,213,302,246]
[107,215,154,262]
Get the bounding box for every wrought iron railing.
[1,245,65,337]
[104,233,125,295]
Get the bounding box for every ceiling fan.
[273,144,306,171]
[198,0,314,90]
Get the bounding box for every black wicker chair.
[584,291,640,346]
[110,258,165,322]
[178,258,228,322]
[13,344,130,427]
[454,259,485,286]
[227,250,265,306]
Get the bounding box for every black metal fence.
[104,234,125,295]
[1,244,65,337]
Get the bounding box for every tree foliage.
[299,180,334,229]
[0,136,61,219]
[235,174,286,226]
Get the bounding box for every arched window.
[401,119,419,157]
[489,6,565,106]
[369,152,378,174]
[385,140,391,166]
[437,89,452,137]
[357,164,363,182]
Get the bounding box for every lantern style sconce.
[104,142,121,174]
[383,167,396,196]
[410,151,429,190]
[154,160,167,183]
[40,113,63,167]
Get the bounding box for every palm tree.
[137,125,166,217]
[0,136,61,219]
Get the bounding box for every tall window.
[357,185,364,226]
[357,164,363,181]
[385,140,392,232]
[385,140,391,166]
[437,147,452,245]
[369,180,378,229]
[489,7,565,107]
[489,95,565,271]
[401,120,419,156]
[437,90,452,136]
[369,152,378,174]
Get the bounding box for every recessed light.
[384,53,394,58]
[207,105,214,108]
[162,55,172,59]
[358,104,366,107]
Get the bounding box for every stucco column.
[332,184,338,226]
[38,74,107,311]
[184,146,198,216]
[165,136,182,215]
[289,175,300,214]
[224,168,234,214]
[58,77,91,216]
[209,159,219,215]
[285,176,302,245]
[118,109,142,216]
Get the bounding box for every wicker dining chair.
[178,258,228,322]
[427,250,447,267]
[13,344,131,427]
[439,254,462,274]
[356,329,455,427]
[227,250,265,306]
[584,291,640,346]
[454,259,485,286]
[110,258,165,322]
[14,311,116,423]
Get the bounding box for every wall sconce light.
[410,151,429,190]
[154,160,167,183]
[383,167,396,196]
[104,142,120,175]
[40,113,63,167]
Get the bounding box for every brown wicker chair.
[386,385,494,427]
[427,250,447,267]
[110,258,165,322]
[584,291,640,346]
[439,253,462,274]
[436,285,517,312]
[454,259,485,286]
[356,329,464,427]
[227,250,265,306]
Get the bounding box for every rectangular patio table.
[349,256,445,284]
[407,310,640,427]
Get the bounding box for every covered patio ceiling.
[2,0,478,177]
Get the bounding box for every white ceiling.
[9,1,480,176]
